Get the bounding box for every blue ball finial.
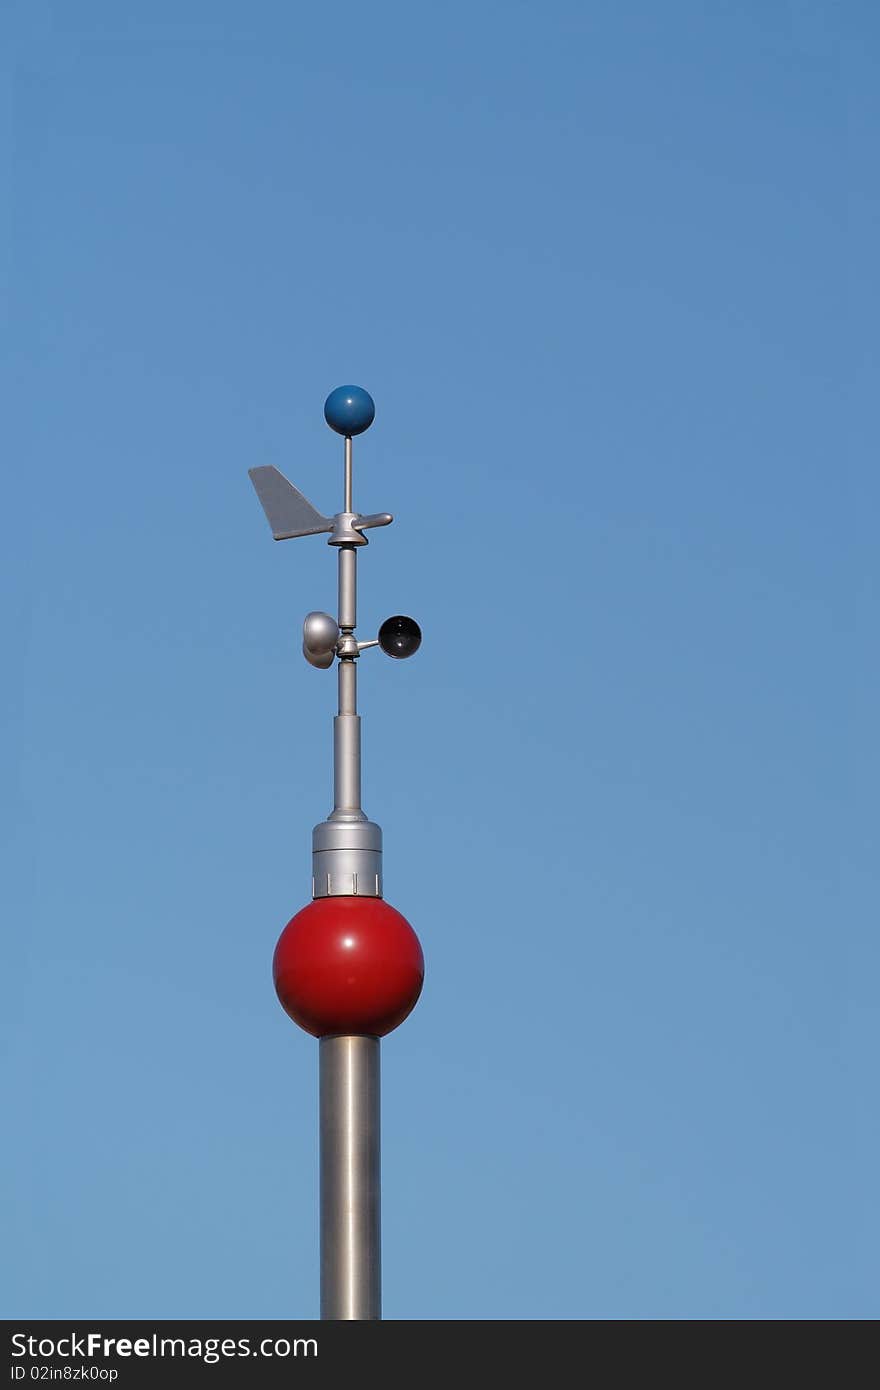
[324,385,375,437]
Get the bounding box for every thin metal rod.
[320,1035,381,1320]
[344,436,353,513]
[338,546,356,633]
[334,540,361,814]
[338,657,357,715]
[337,544,355,633]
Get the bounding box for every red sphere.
[273,896,424,1038]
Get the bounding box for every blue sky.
[3,1,877,1319]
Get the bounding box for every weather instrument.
[249,385,423,1320]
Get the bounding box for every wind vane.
[249,385,424,1321]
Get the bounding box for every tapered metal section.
[320,1035,381,1320]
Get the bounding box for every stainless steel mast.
[249,385,423,1320]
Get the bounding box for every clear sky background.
[3,1,877,1320]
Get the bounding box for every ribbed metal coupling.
[312,818,383,898]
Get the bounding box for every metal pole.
[322,436,381,1320]
[320,1035,381,1320]
[333,473,362,819]
[334,547,361,817]
[335,445,359,812]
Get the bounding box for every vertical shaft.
[344,435,353,513]
[322,430,380,1320]
[338,545,356,633]
[320,1035,381,1319]
[334,542,361,817]
[333,696,361,815]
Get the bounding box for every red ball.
[273,897,424,1038]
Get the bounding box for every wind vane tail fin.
[248,466,333,541]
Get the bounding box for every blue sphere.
[324,385,375,437]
